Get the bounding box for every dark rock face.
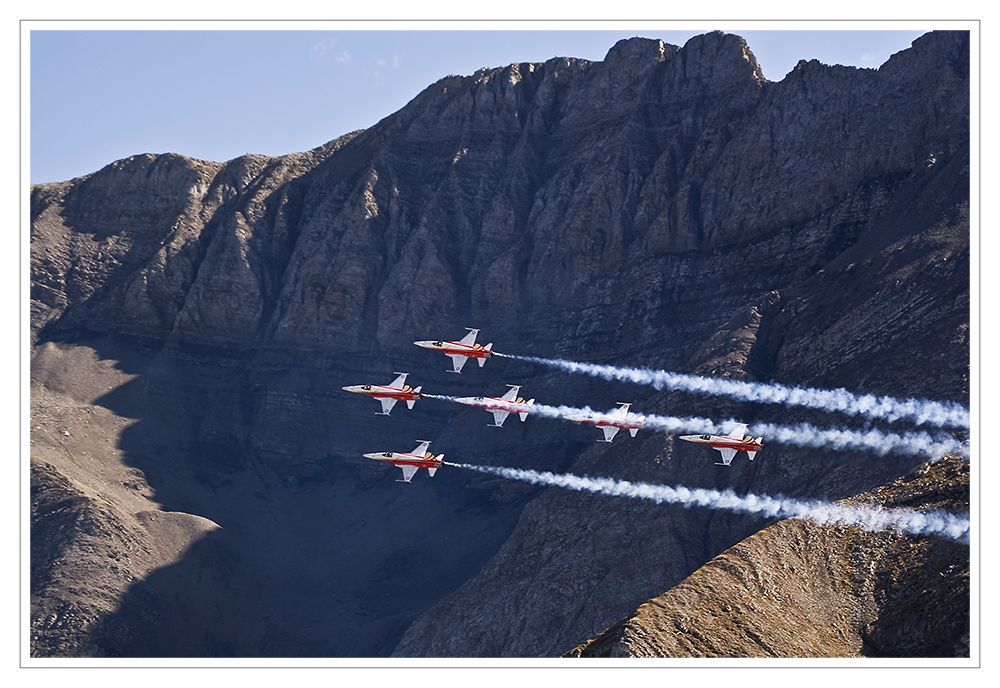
[30,30,970,658]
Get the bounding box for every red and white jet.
[679,423,763,466]
[364,440,444,483]
[454,385,536,427]
[414,328,493,373]
[342,372,422,415]
[566,402,644,443]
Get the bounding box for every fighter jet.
[565,402,644,442]
[342,372,422,415]
[363,440,444,483]
[679,423,763,466]
[414,328,493,373]
[453,385,536,427]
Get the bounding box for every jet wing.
[458,329,479,346]
[500,385,520,401]
[601,425,621,442]
[448,354,469,373]
[716,447,737,466]
[399,465,418,482]
[378,397,398,415]
[387,372,408,389]
[410,441,431,457]
[610,403,631,417]
[490,409,510,427]
[726,423,748,440]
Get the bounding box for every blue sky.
[28,25,937,184]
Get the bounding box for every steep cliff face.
[30,30,970,658]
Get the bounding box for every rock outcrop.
[567,456,969,658]
[30,30,970,657]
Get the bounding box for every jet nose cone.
[342,385,358,392]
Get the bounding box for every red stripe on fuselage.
[707,439,762,451]
[366,386,420,399]
[441,343,492,357]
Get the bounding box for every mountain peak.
[603,36,670,65]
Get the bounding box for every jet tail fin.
[429,455,444,477]
[747,451,757,461]
[629,427,639,437]
[519,399,535,422]
[407,387,422,409]
[478,344,493,367]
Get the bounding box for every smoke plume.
[425,394,966,460]
[445,462,970,543]
[495,353,970,429]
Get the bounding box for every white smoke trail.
[748,421,964,459]
[444,462,970,543]
[495,353,970,429]
[425,394,967,460]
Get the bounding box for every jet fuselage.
[453,395,530,412]
[363,451,443,469]
[678,434,764,452]
[413,340,494,360]
[342,383,422,402]
[565,403,644,442]
[414,328,494,373]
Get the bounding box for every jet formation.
[351,329,763,480]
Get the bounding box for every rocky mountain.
[29,30,970,658]
[567,455,970,658]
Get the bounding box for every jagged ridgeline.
[30,31,970,658]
